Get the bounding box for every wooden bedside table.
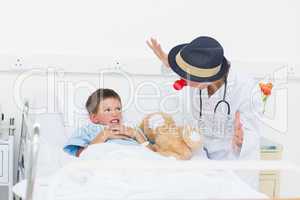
[259,137,283,198]
[0,126,14,200]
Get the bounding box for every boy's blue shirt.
[63,122,138,156]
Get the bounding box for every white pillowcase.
[34,113,67,147]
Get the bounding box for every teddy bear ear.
[139,118,145,132]
[139,113,157,133]
[159,112,175,125]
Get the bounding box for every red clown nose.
[173,79,187,90]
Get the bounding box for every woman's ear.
[90,114,99,124]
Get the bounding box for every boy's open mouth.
[110,119,120,124]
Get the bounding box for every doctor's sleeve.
[238,85,264,160]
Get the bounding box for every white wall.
[0,0,300,199]
[0,0,299,63]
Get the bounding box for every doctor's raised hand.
[146,38,170,68]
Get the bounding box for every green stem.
[262,95,267,114]
[262,102,266,114]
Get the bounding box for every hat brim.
[168,44,229,82]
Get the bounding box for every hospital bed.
[12,97,272,200]
[14,104,265,200]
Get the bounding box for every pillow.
[34,113,67,147]
[32,113,76,177]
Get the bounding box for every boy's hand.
[91,125,147,144]
[90,127,129,145]
[107,125,135,139]
[109,125,147,142]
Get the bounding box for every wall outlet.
[14,58,23,68]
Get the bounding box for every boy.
[63,88,150,157]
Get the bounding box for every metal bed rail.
[16,101,40,200]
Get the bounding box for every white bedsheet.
[14,143,267,200]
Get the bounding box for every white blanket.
[81,142,178,160]
[14,143,267,200]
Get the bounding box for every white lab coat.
[180,69,263,189]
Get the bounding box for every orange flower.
[259,82,273,96]
[259,82,273,114]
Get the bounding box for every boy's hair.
[85,88,121,115]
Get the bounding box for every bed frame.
[16,101,40,200]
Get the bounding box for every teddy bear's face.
[140,112,202,151]
[141,113,176,143]
[140,112,203,160]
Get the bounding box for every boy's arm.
[63,136,90,156]
[63,124,104,156]
[74,129,108,157]
[90,129,108,144]
[75,147,86,157]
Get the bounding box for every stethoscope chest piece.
[198,78,234,139]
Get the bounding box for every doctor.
[147,36,263,188]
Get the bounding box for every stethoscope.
[173,77,231,118]
[199,77,231,119]
[173,77,233,140]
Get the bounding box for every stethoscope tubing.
[199,78,231,118]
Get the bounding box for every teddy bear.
[139,112,202,160]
